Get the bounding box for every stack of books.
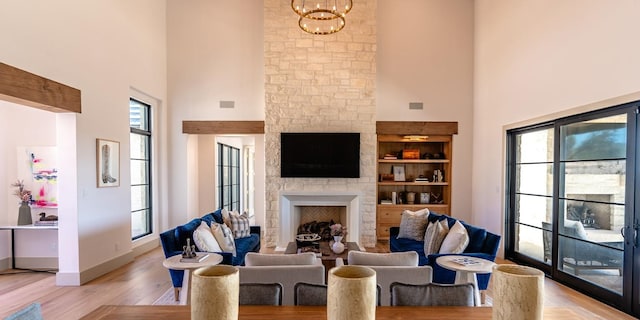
[34,220,58,226]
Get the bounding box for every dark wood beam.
[0,62,81,113]
[182,121,265,134]
[376,121,458,135]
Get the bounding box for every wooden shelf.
[378,182,449,186]
[375,122,457,240]
[377,204,448,209]
[378,159,449,164]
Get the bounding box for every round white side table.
[163,253,224,305]
[435,255,496,306]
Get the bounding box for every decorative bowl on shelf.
[296,233,321,242]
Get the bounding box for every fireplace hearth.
[278,191,361,250]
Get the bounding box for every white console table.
[0,225,58,269]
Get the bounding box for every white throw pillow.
[397,208,430,241]
[439,220,469,254]
[423,219,450,255]
[211,222,237,257]
[192,221,222,252]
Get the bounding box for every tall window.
[218,143,240,211]
[506,102,637,314]
[130,98,152,240]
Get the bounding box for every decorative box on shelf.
[402,149,420,159]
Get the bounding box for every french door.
[506,101,640,316]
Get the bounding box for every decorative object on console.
[12,180,33,225]
[39,212,58,221]
[34,212,58,226]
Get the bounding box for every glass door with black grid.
[506,103,639,316]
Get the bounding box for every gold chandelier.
[291,0,353,35]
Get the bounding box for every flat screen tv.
[281,132,360,178]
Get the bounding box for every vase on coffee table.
[332,236,345,254]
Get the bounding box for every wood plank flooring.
[0,243,635,319]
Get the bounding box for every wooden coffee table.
[285,241,360,279]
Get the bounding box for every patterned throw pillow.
[221,208,232,227]
[192,221,222,252]
[439,220,469,254]
[397,208,430,241]
[211,222,237,257]
[423,219,449,255]
[229,211,251,239]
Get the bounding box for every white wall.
[0,0,167,284]
[474,0,640,244]
[167,0,265,227]
[377,0,475,222]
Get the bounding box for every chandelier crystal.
[291,0,353,35]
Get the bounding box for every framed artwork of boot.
[97,138,120,187]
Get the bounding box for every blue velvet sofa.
[389,212,501,290]
[159,209,261,296]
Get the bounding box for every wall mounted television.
[280,132,360,178]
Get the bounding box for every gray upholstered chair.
[294,282,328,306]
[294,282,382,306]
[239,283,283,306]
[337,251,433,306]
[238,252,325,305]
[389,282,475,306]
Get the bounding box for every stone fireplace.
[277,192,361,250]
[263,0,377,248]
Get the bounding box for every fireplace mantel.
[278,191,361,250]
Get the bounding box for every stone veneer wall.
[263,0,377,247]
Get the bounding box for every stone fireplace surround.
[277,191,361,250]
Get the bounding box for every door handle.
[621,225,638,247]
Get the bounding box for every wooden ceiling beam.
[182,121,265,134]
[0,62,81,113]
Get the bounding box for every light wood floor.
[0,243,636,319]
